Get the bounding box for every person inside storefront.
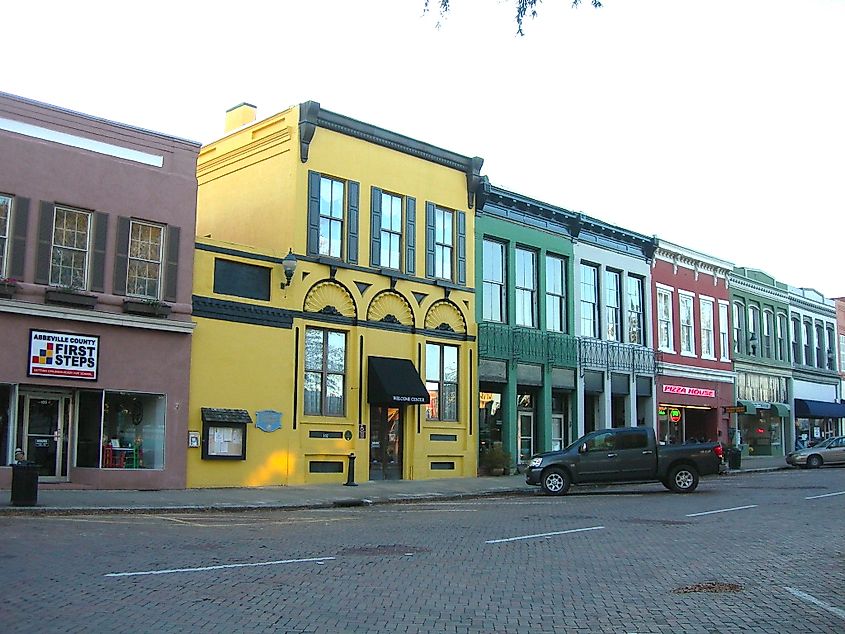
[14,448,25,464]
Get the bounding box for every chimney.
[225,102,257,133]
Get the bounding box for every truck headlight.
[529,457,543,468]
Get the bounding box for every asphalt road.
[1,468,843,633]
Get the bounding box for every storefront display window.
[0,385,11,465]
[478,391,503,452]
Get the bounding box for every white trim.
[656,282,675,292]
[0,117,164,167]
[0,298,194,333]
[658,363,736,382]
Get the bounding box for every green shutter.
[163,225,180,302]
[425,201,435,278]
[456,210,466,286]
[35,201,54,285]
[8,197,29,279]
[405,196,416,275]
[370,187,382,267]
[113,217,131,296]
[347,180,359,264]
[90,212,108,292]
[307,171,321,256]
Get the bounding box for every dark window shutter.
[113,216,131,296]
[456,210,466,286]
[163,225,180,302]
[35,201,55,285]
[307,171,321,256]
[347,180,359,264]
[370,186,382,267]
[8,197,30,279]
[405,196,416,275]
[90,212,108,292]
[425,201,436,278]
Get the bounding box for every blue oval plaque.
[255,409,282,433]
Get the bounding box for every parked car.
[525,427,723,495]
[786,436,845,468]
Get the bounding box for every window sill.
[680,351,698,358]
[123,299,172,318]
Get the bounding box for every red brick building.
[651,240,735,444]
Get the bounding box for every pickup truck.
[525,427,723,495]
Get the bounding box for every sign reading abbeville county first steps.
[28,329,99,380]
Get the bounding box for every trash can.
[10,463,38,506]
[727,448,742,470]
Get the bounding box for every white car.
[786,436,845,468]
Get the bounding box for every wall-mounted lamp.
[280,249,297,289]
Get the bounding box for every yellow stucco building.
[188,101,486,487]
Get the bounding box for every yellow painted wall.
[189,102,479,488]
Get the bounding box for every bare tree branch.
[424,1,603,35]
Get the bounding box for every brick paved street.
[1,468,843,633]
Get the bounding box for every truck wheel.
[667,465,699,493]
[806,455,823,469]
[541,467,571,496]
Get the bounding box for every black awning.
[368,356,430,406]
[201,408,253,424]
[794,399,845,419]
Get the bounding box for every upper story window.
[791,316,801,363]
[826,326,836,370]
[51,206,91,288]
[815,323,825,367]
[318,176,344,259]
[747,306,760,355]
[304,328,346,416]
[733,302,746,355]
[426,343,458,421]
[679,292,695,355]
[545,254,566,333]
[515,247,537,327]
[718,301,730,361]
[0,195,10,278]
[482,239,505,323]
[840,334,845,372]
[434,207,453,280]
[700,297,714,358]
[126,220,164,299]
[657,287,674,352]
[604,270,621,341]
[762,310,774,358]
[626,276,644,345]
[776,314,787,362]
[803,321,813,365]
[379,192,402,270]
[580,263,599,338]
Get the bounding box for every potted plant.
[122,298,172,318]
[0,277,18,299]
[44,283,97,308]
[479,444,512,476]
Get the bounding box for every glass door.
[518,412,534,463]
[551,414,565,451]
[369,406,402,480]
[22,394,67,478]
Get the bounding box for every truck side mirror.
[578,443,588,454]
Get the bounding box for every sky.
[6,0,845,299]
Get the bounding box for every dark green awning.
[737,400,757,415]
[367,357,429,406]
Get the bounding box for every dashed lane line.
[105,556,335,578]
[685,504,757,517]
[805,490,845,500]
[485,525,604,544]
[785,587,845,620]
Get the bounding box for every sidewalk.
[0,455,789,515]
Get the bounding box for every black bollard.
[344,452,358,486]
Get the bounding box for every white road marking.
[105,556,335,578]
[486,525,604,544]
[785,587,845,620]
[685,505,757,517]
[805,490,845,500]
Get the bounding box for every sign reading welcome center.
[28,329,100,380]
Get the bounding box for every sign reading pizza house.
[28,330,100,380]
[662,384,716,398]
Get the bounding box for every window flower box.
[123,299,172,318]
[44,288,97,309]
[0,279,18,299]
